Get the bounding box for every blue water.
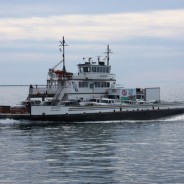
[0,86,184,184]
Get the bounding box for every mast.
[105,45,112,65]
[59,36,68,72]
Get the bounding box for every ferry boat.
[0,37,184,122]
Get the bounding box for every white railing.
[29,85,58,95]
[46,87,58,94]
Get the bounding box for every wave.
[0,118,20,125]
[160,114,184,122]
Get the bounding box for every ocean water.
[1,86,184,184]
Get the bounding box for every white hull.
[31,102,184,116]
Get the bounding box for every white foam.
[0,118,19,125]
[162,114,184,122]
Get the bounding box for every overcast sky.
[0,0,184,87]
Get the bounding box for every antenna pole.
[105,45,112,65]
[59,36,68,72]
[63,36,65,71]
[107,45,109,65]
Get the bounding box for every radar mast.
[59,36,68,71]
[105,45,113,65]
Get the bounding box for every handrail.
[52,83,71,101]
[53,86,62,100]
[29,85,58,95]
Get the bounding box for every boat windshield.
[101,99,114,104]
[89,99,100,103]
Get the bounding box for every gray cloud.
[1,0,184,18]
[1,10,184,42]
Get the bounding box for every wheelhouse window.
[106,67,110,73]
[79,82,88,88]
[79,65,111,73]
[91,66,110,73]
[79,66,91,73]
[83,67,90,72]
[92,67,97,72]
[94,82,110,88]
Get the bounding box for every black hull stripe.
[1,108,184,122]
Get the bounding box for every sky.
[0,0,184,87]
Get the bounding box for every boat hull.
[1,108,184,122]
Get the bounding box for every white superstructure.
[29,37,116,103]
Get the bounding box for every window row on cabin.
[79,82,110,88]
[79,66,110,73]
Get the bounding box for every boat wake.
[0,119,52,127]
[80,114,184,124]
[160,114,184,122]
[0,118,20,126]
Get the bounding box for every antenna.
[83,57,92,63]
[96,56,102,63]
[104,45,113,65]
[59,36,68,72]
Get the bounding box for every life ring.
[122,89,127,96]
